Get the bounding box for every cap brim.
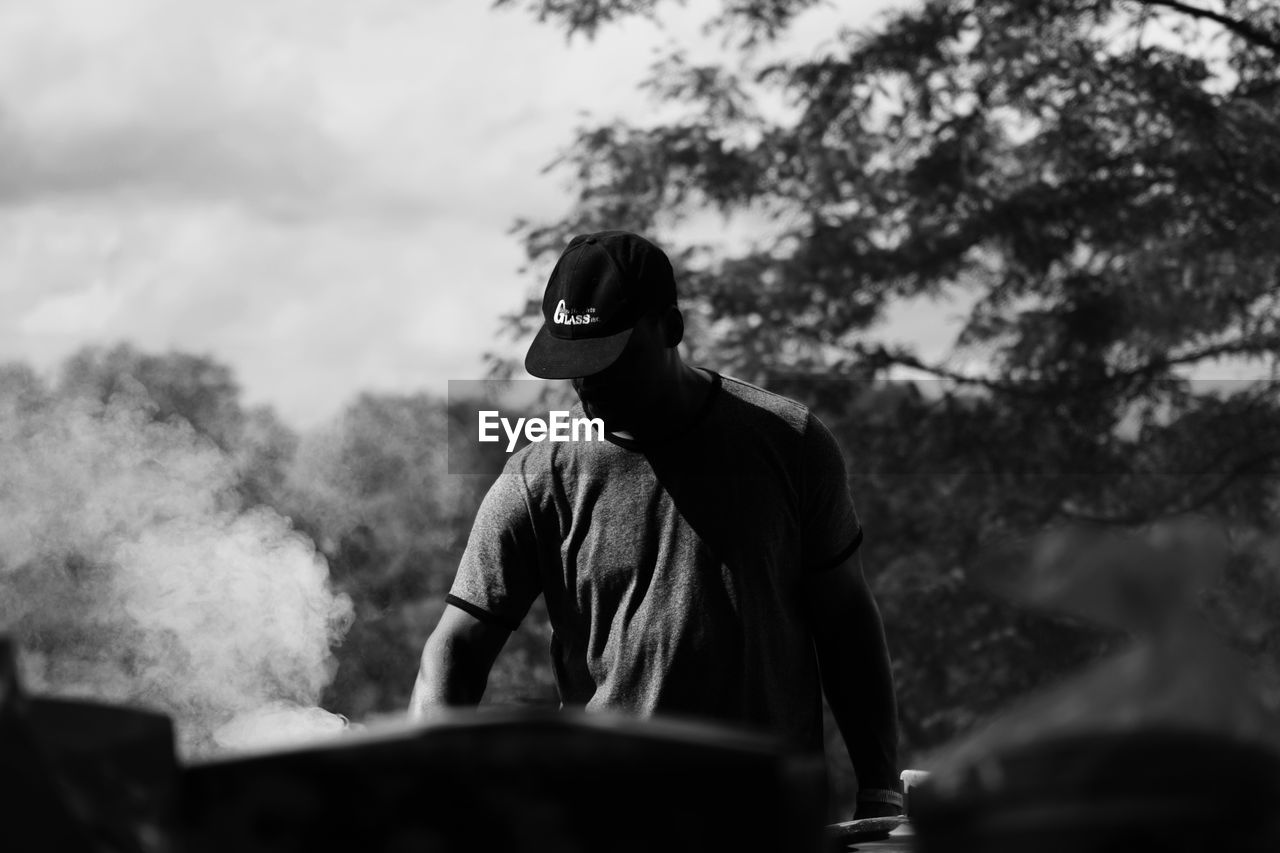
[524,324,633,379]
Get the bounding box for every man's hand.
[409,603,510,719]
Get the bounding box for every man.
[410,230,901,818]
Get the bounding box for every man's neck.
[606,363,713,442]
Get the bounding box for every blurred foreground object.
[0,636,179,852]
[2,633,824,851]
[182,709,825,852]
[911,522,1280,851]
[912,727,1280,852]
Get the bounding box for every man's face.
[571,312,669,428]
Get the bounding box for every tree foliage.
[497,0,1280,765]
[501,0,1280,384]
[59,343,246,449]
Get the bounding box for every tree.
[0,363,48,419]
[59,343,248,451]
[495,0,1280,768]
[55,343,305,512]
[234,404,301,509]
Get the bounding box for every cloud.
[0,0,372,215]
[18,277,127,336]
[0,0,910,428]
[0,0,688,427]
[0,0,669,221]
[0,201,531,425]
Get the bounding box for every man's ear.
[660,305,684,348]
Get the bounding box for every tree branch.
[1056,451,1280,526]
[1121,335,1280,382]
[862,348,1043,398]
[855,333,1278,405]
[1132,0,1280,55]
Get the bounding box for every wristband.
[856,788,903,808]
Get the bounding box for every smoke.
[0,386,353,758]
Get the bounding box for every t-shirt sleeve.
[446,468,542,631]
[800,411,863,574]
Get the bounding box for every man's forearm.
[818,622,899,790]
[810,565,900,791]
[408,632,494,719]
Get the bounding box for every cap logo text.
[553,299,599,326]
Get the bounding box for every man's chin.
[581,400,632,431]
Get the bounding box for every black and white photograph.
[3,0,1280,850]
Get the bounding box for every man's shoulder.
[715,372,812,434]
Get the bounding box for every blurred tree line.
[1,0,1279,807]
[0,345,557,725]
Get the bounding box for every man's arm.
[408,603,512,720]
[800,550,900,816]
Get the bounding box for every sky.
[0,0,962,428]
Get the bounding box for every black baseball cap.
[524,230,677,379]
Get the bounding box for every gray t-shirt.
[447,371,862,751]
